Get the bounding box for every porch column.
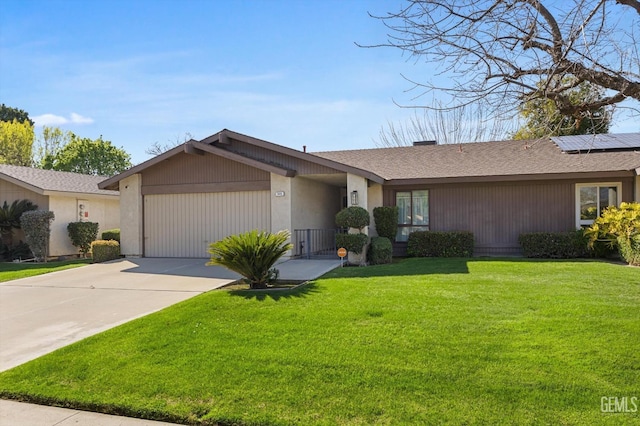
[636,175,640,202]
[270,173,293,257]
[120,173,143,257]
[367,183,383,237]
[346,174,370,264]
[346,173,369,234]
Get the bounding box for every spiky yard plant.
[0,199,38,248]
[208,230,293,289]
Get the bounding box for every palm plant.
[208,230,293,289]
[0,199,38,249]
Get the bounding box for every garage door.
[144,191,271,257]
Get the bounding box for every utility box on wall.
[77,200,89,222]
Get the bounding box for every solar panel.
[551,133,640,153]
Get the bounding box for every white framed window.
[575,182,621,228]
[396,190,429,241]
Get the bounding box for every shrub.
[336,233,369,255]
[91,240,121,263]
[407,231,474,257]
[519,230,590,258]
[335,206,370,231]
[1,240,31,261]
[101,228,121,243]
[67,221,99,257]
[585,202,640,266]
[20,210,55,262]
[617,235,640,267]
[208,230,293,289]
[373,206,398,241]
[368,236,393,265]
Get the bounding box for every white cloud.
[69,112,94,124]
[33,112,94,127]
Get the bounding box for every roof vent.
[413,140,437,146]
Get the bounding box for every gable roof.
[99,129,384,190]
[313,136,640,184]
[99,130,640,191]
[0,164,119,197]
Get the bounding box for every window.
[396,190,429,241]
[576,183,621,228]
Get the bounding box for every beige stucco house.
[99,129,640,258]
[0,165,120,257]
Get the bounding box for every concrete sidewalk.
[0,400,178,425]
[0,257,340,426]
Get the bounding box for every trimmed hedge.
[101,228,121,243]
[373,206,399,241]
[519,231,589,259]
[336,233,369,255]
[20,210,55,261]
[67,221,99,256]
[368,236,392,265]
[407,231,474,257]
[617,235,640,266]
[91,240,121,263]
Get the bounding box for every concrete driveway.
[0,258,239,372]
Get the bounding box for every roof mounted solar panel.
[551,133,640,153]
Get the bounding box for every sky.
[1,0,638,165]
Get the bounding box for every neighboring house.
[0,165,120,257]
[99,129,640,258]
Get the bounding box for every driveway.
[0,258,239,372]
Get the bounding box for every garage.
[143,191,271,257]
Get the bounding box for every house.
[0,165,120,257]
[98,129,640,258]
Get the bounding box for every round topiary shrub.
[335,206,370,230]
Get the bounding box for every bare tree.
[377,103,513,147]
[145,132,193,157]
[366,0,640,120]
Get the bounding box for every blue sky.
[1,0,638,165]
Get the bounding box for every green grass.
[0,258,638,425]
[0,259,90,282]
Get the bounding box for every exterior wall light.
[350,190,359,206]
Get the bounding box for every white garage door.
[144,191,271,257]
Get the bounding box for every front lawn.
[0,258,638,425]
[0,259,90,283]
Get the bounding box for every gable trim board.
[100,130,640,258]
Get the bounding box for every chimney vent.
[413,140,437,146]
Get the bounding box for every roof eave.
[385,170,636,186]
[191,142,296,177]
[99,144,187,190]
[0,172,45,194]
[42,190,120,199]
[205,129,385,184]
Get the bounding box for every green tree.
[0,120,35,166]
[43,134,132,176]
[0,104,34,126]
[33,126,73,168]
[513,79,611,140]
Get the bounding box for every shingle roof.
[0,164,119,196]
[313,136,640,182]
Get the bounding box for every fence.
[293,228,345,259]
